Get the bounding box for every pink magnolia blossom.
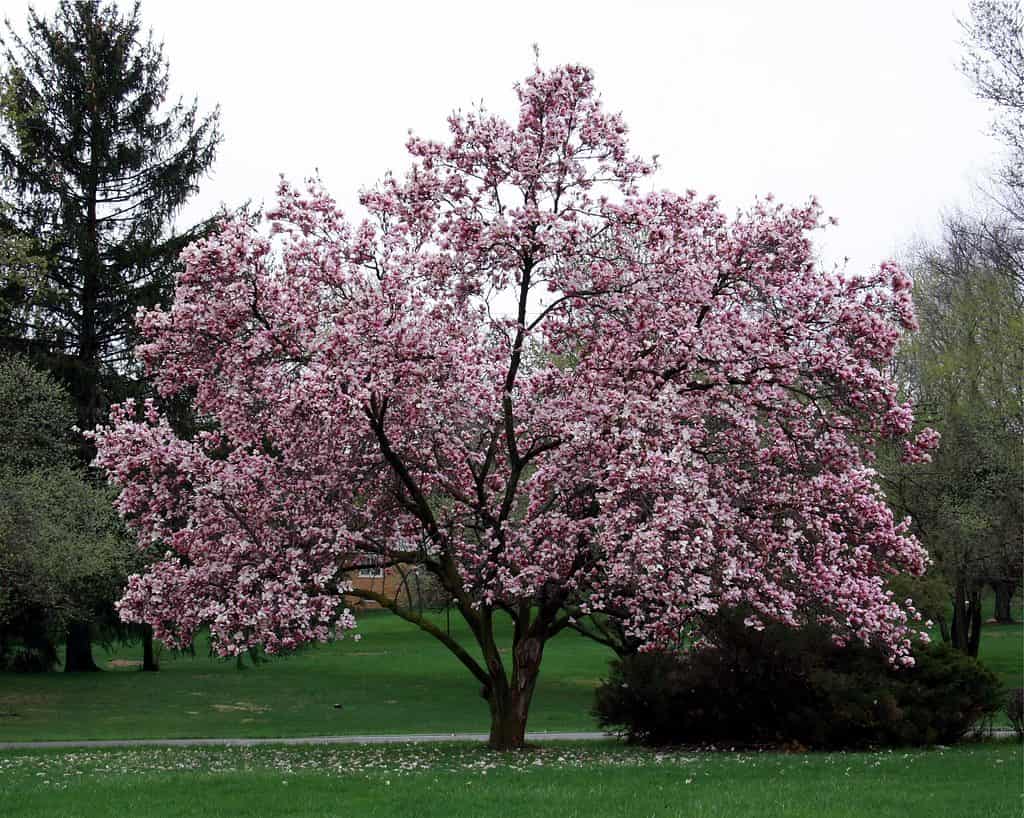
[92,64,936,748]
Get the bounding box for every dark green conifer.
[0,1,221,670]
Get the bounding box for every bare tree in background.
[961,1,1024,228]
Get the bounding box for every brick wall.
[345,565,410,608]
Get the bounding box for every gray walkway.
[1,727,1015,751]
[0,731,615,750]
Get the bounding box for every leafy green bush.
[0,466,131,670]
[0,355,133,671]
[0,354,76,471]
[593,619,1002,748]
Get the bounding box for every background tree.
[0,0,221,668]
[882,1,1024,655]
[961,0,1024,225]
[0,216,47,340]
[0,355,130,671]
[0,0,221,414]
[94,65,936,750]
[885,217,1023,654]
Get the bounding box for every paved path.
[2,727,1015,751]
[0,731,615,750]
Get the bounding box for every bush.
[593,619,1003,748]
[0,466,132,670]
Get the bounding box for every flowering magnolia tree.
[93,65,938,749]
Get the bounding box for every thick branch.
[365,394,443,543]
[502,256,535,469]
[346,587,491,688]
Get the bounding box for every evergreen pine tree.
[0,0,221,670]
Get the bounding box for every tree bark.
[141,624,159,672]
[966,587,983,657]
[951,581,983,658]
[64,622,100,672]
[486,635,544,750]
[993,581,1017,623]
[951,580,968,651]
[487,697,529,751]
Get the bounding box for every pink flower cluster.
[93,65,935,664]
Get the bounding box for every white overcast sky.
[6,0,1006,272]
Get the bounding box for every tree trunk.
[966,588,983,658]
[64,622,100,672]
[993,581,1017,623]
[486,636,544,750]
[936,614,951,644]
[141,624,159,672]
[27,632,60,672]
[951,581,983,658]
[951,580,969,652]
[488,697,529,751]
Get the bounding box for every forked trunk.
[486,636,544,750]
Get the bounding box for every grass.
[976,622,1023,691]
[0,602,1020,742]
[0,609,615,741]
[1,741,1019,817]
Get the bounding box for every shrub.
[593,619,1003,748]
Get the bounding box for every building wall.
[346,565,409,608]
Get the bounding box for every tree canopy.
[886,217,1023,652]
[961,0,1024,222]
[94,65,936,749]
[0,0,221,427]
[880,0,1024,651]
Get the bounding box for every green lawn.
[0,607,1020,742]
[943,590,1023,694]
[1,742,1019,818]
[0,610,614,741]
[977,622,1024,691]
